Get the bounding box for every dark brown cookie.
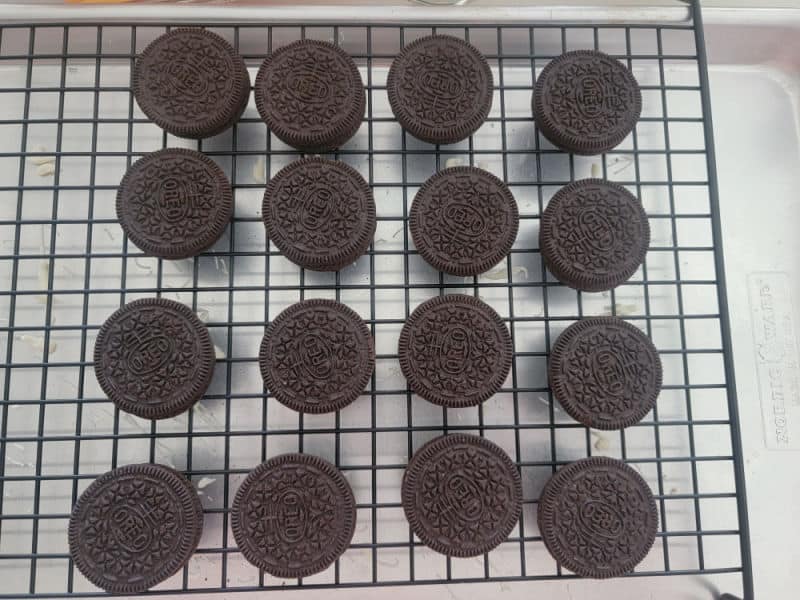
[550,318,662,430]
[540,179,650,292]
[387,34,493,145]
[263,157,376,271]
[117,148,233,260]
[133,28,250,139]
[410,167,519,276]
[398,294,512,408]
[533,49,642,155]
[259,299,374,414]
[255,39,365,151]
[402,434,522,557]
[94,298,215,419]
[538,457,658,578]
[231,453,356,578]
[69,463,203,593]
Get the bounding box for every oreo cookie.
[387,34,493,144]
[263,157,375,272]
[94,298,215,419]
[117,148,233,260]
[231,453,356,578]
[540,179,650,292]
[259,299,374,414]
[410,167,519,276]
[69,463,203,593]
[533,50,641,155]
[399,294,512,408]
[538,457,658,578]
[133,28,250,139]
[550,317,662,430]
[402,434,522,557]
[255,39,365,151]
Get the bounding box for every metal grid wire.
[0,2,753,598]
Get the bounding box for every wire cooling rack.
[0,1,754,598]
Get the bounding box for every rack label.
[748,272,800,450]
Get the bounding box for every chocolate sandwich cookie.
[387,34,493,145]
[69,463,203,593]
[533,49,641,155]
[399,295,512,408]
[255,39,365,151]
[231,454,356,578]
[133,28,250,139]
[402,434,522,557]
[538,457,658,578]
[263,157,375,271]
[410,167,519,276]
[259,299,374,414]
[540,179,650,292]
[94,298,215,419]
[117,148,233,260]
[550,317,662,430]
